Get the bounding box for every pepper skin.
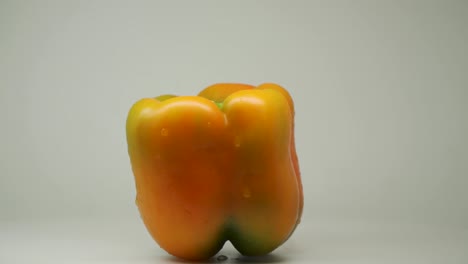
[126,83,303,260]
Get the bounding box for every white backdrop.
[1,1,467,262]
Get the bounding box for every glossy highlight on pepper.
[126,83,303,260]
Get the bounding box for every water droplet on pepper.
[234,136,241,148]
[161,128,169,136]
[242,187,251,198]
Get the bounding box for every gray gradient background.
[1,1,467,263]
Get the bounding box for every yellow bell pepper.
[126,83,303,260]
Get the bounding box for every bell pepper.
[126,83,303,260]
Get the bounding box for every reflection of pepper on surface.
[126,83,303,260]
